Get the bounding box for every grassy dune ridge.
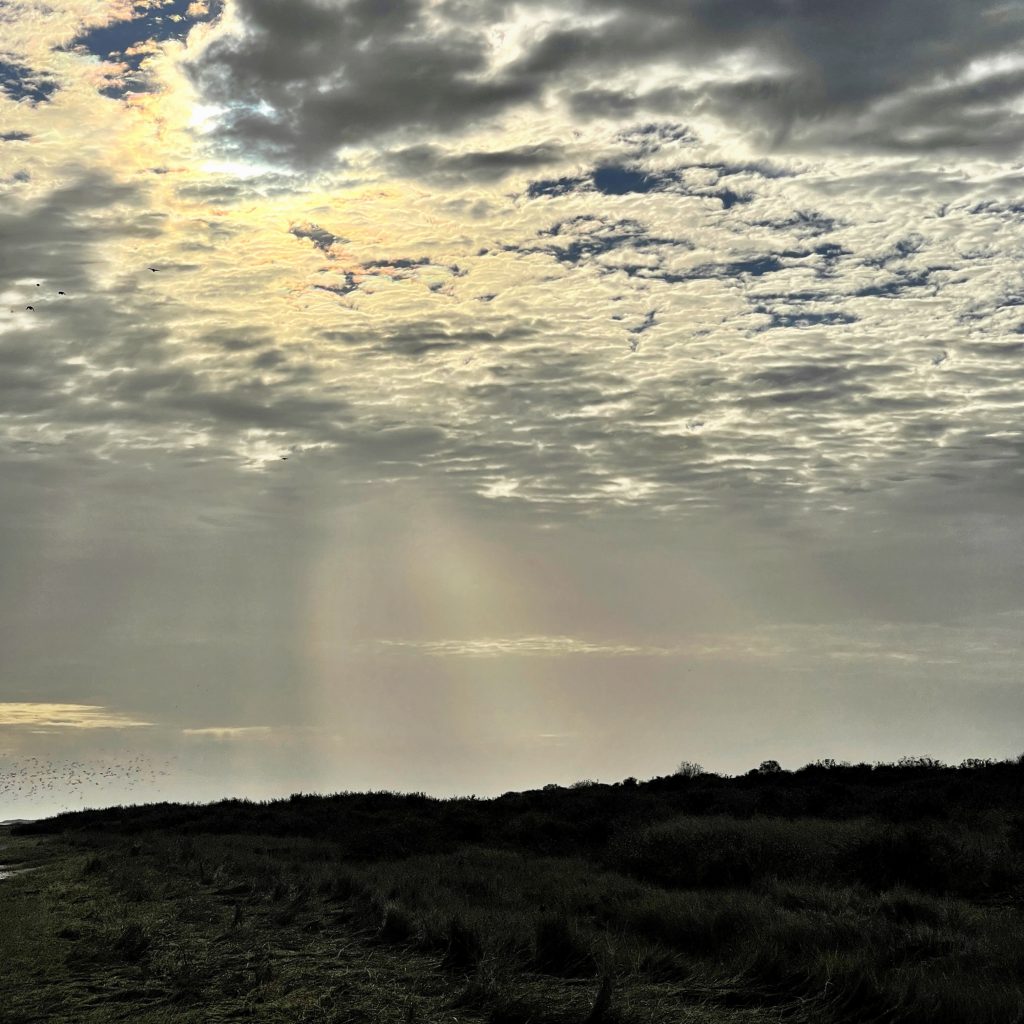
[3,758,1024,1022]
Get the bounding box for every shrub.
[612,815,855,889]
[846,822,1016,895]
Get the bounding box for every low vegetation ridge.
[3,756,1024,1022]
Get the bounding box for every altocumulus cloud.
[2,0,1024,525]
[187,0,1024,166]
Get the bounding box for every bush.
[846,822,1017,895]
[612,815,857,889]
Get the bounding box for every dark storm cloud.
[186,0,1024,166]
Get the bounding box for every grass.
[5,761,1024,1021]
[3,826,1023,1023]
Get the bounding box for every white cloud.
[376,636,679,657]
[181,726,274,738]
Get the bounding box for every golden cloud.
[0,703,152,729]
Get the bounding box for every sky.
[2,0,1024,818]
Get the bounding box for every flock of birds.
[0,755,173,810]
[10,269,159,313]
[3,271,183,817]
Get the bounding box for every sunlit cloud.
[181,726,274,738]
[376,636,679,657]
[0,703,152,729]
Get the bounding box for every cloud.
[3,156,1023,520]
[0,703,152,728]
[373,620,1024,668]
[185,0,1024,169]
[2,8,1024,525]
[376,636,679,657]
[386,142,566,183]
[185,0,541,167]
[289,221,348,254]
[182,725,274,738]
[61,0,225,99]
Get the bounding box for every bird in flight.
[148,267,159,272]
[58,291,66,295]
[25,306,34,311]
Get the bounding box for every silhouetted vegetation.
[4,755,1024,1021]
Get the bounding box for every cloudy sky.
[2,0,1024,817]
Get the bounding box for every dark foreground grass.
[2,821,1023,1023]
[8,762,1024,1021]
[0,828,789,1024]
